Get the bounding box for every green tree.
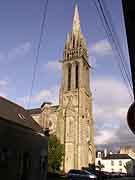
[48,135,64,173]
[96,160,104,171]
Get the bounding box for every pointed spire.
[73,4,81,33]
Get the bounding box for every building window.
[19,152,31,180]
[75,63,79,89]
[111,160,114,166]
[68,64,71,91]
[119,160,122,166]
[40,150,48,179]
[111,168,114,172]
[73,35,75,48]
[0,148,7,161]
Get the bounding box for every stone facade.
[29,4,95,172]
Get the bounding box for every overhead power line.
[100,0,132,89]
[27,0,49,108]
[92,0,133,100]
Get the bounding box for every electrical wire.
[100,0,132,90]
[97,0,133,92]
[92,0,133,100]
[27,0,49,108]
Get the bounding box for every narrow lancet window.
[75,63,79,88]
[68,64,71,90]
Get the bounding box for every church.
[28,4,95,172]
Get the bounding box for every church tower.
[59,4,95,172]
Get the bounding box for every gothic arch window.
[73,35,75,48]
[68,64,72,91]
[75,62,79,89]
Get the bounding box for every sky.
[0,0,134,150]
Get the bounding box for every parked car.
[67,169,97,179]
[110,172,120,178]
[82,168,111,179]
[101,171,112,179]
[119,172,127,177]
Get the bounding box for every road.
[47,175,135,180]
[111,178,135,180]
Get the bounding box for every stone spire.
[73,4,81,33]
[64,3,88,61]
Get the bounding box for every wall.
[96,157,133,173]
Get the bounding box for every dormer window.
[18,113,25,120]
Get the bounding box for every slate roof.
[41,101,52,108]
[50,105,59,111]
[0,96,43,133]
[102,154,131,160]
[28,105,59,115]
[27,108,42,115]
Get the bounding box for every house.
[120,146,135,159]
[0,96,48,180]
[96,150,135,175]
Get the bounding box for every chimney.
[104,148,107,157]
[97,152,102,158]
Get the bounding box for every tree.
[96,160,104,171]
[48,135,64,173]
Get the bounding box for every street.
[111,178,135,180]
[47,177,135,180]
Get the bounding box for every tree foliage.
[96,160,104,171]
[48,135,64,173]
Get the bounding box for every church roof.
[28,105,59,115]
[28,108,42,115]
[0,96,43,133]
[41,101,52,108]
[50,105,59,111]
[102,154,131,160]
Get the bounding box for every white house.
[96,152,135,175]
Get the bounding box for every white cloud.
[92,77,134,147]
[0,52,5,61]
[18,86,59,108]
[0,42,31,63]
[92,77,131,110]
[33,89,51,102]
[89,56,97,68]
[0,80,8,87]
[19,89,51,107]
[0,80,8,98]
[95,129,117,145]
[44,61,61,72]
[90,39,112,56]
[7,42,31,60]
[0,91,7,97]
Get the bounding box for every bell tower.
[59,4,95,172]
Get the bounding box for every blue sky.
[0,0,134,149]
